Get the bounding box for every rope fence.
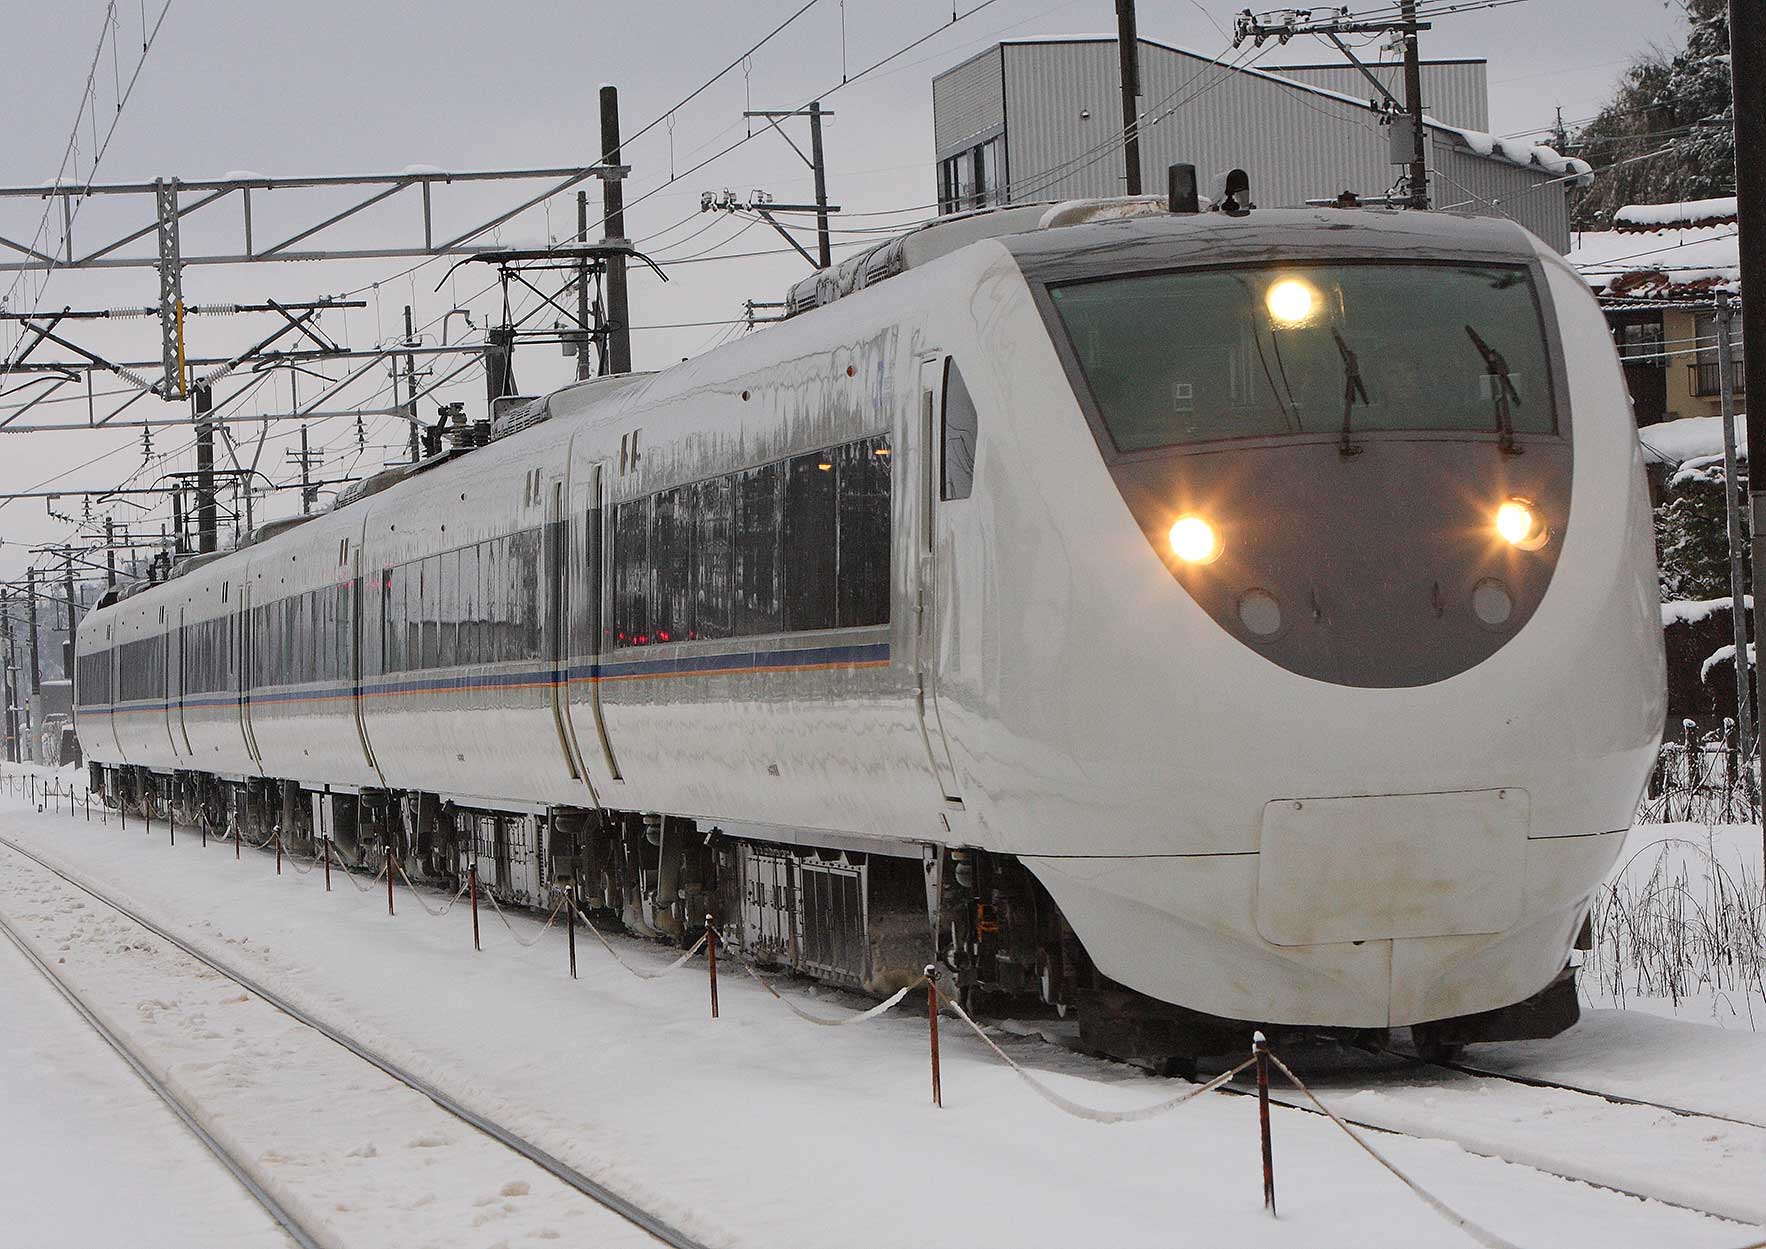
[8,761,1764,1248]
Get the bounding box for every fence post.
[566,884,578,979]
[234,813,241,859]
[323,835,331,892]
[1254,1031,1276,1215]
[926,964,943,1108]
[470,862,480,951]
[707,914,719,1019]
[386,844,395,917]
[275,825,282,875]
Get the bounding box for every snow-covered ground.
[0,922,293,1249]
[0,766,1760,1248]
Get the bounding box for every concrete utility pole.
[193,381,216,552]
[104,517,116,589]
[599,85,632,375]
[1716,293,1751,762]
[25,568,40,694]
[1115,0,1143,196]
[1731,0,1766,855]
[1,599,16,764]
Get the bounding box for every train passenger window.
[613,499,650,646]
[942,360,978,501]
[837,436,891,627]
[693,476,733,640]
[382,569,402,673]
[734,462,783,636]
[438,549,459,667]
[783,452,838,631]
[511,528,542,659]
[419,556,439,669]
[459,544,481,665]
[652,488,694,644]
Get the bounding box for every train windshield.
[1047,261,1556,453]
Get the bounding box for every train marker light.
[1169,515,1222,564]
[1495,498,1549,550]
[1265,277,1320,328]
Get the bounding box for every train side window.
[459,544,481,665]
[783,451,838,631]
[652,488,694,644]
[734,462,783,636]
[512,529,542,659]
[613,499,651,646]
[942,359,978,501]
[438,549,459,667]
[693,476,733,640]
[384,569,403,673]
[837,436,891,627]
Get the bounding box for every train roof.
[783,197,1541,318]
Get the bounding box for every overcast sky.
[0,0,1689,582]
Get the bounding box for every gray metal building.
[932,36,1586,251]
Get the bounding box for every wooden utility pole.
[1730,0,1765,859]
[808,101,833,268]
[599,85,632,376]
[61,554,76,682]
[1115,0,1142,196]
[104,518,116,589]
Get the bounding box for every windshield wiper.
[1331,328,1370,457]
[1464,324,1521,455]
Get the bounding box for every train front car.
[946,208,1663,1061]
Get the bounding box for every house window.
[1692,312,1746,397]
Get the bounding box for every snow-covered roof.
[1614,197,1738,232]
[995,35,1590,185]
[1567,222,1739,299]
[1638,412,1746,467]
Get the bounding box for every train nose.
[1112,438,1571,688]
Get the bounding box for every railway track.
[1424,1053,1766,1133]
[0,832,711,1249]
[0,903,322,1249]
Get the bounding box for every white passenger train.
[76,191,1663,1065]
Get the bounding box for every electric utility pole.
[62,553,76,681]
[600,85,632,375]
[193,381,217,552]
[105,517,116,589]
[728,104,842,269]
[576,190,594,380]
[403,305,420,452]
[25,568,40,694]
[1731,0,1766,855]
[1715,294,1752,765]
[1,598,16,764]
[1234,6,1433,207]
[1116,0,1143,196]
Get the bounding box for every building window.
[1612,317,1664,366]
[1692,312,1746,397]
[938,135,1005,214]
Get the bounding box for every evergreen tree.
[1656,460,1745,603]
[1568,0,1735,230]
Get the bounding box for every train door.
[238,583,263,772]
[348,544,379,777]
[544,477,592,792]
[566,455,621,783]
[916,356,961,801]
[174,608,193,755]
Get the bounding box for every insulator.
[105,306,156,319]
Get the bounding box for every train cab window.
[783,452,838,631]
[693,476,734,640]
[837,436,892,627]
[734,462,783,637]
[942,360,978,500]
[614,499,651,646]
[652,488,694,644]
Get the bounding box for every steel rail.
[0,832,712,1249]
[0,902,322,1249]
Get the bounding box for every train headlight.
[1168,515,1222,564]
[1495,498,1549,551]
[1265,277,1320,328]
